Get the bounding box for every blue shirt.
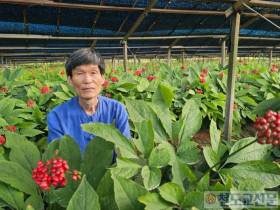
[47,95,131,158]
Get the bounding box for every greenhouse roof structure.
[1,0,280,63]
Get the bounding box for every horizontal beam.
[0,45,278,51]
[2,0,280,15]
[1,34,279,42]
[0,33,227,40]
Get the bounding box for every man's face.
[67,64,105,100]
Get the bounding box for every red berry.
[72,176,78,181]
[275,119,280,126]
[265,129,272,138]
[266,138,272,144]
[257,138,266,144]
[272,140,279,146]
[60,179,67,187]
[273,126,280,133]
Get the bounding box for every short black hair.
[65,48,105,77]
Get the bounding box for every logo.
[205,193,216,205]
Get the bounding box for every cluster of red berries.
[27,100,34,107]
[104,93,111,98]
[70,170,82,181]
[0,88,8,92]
[112,77,118,82]
[147,75,157,81]
[6,126,16,132]
[134,70,143,75]
[40,86,50,94]
[0,136,5,145]
[254,110,280,146]
[32,158,73,191]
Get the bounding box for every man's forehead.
[73,64,99,70]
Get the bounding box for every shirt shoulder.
[50,96,78,114]
[99,95,125,109]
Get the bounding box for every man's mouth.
[83,87,94,91]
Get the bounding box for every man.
[47,49,130,162]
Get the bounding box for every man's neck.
[78,97,99,115]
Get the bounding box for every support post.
[269,50,273,67]
[122,41,128,72]
[221,39,226,68]
[168,49,171,66]
[134,54,137,66]
[182,52,184,66]
[223,12,240,141]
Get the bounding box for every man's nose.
[83,74,92,82]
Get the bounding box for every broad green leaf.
[59,135,82,171]
[8,68,25,81]
[82,123,138,159]
[238,178,265,191]
[141,166,161,190]
[54,91,72,100]
[213,174,232,191]
[31,105,42,123]
[203,147,220,171]
[26,205,35,210]
[0,98,15,118]
[117,82,137,91]
[171,117,184,141]
[97,170,118,210]
[42,139,60,164]
[5,132,40,172]
[113,157,142,178]
[148,147,171,168]
[0,182,24,210]
[54,185,76,208]
[111,171,148,210]
[38,93,52,106]
[2,69,11,80]
[152,84,174,138]
[80,137,114,190]
[226,137,272,164]
[134,120,154,157]
[60,83,73,95]
[125,98,167,142]
[67,176,100,210]
[252,98,280,116]
[210,119,227,158]
[20,128,44,137]
[273,147,280,157]
[239,96,256,105]
[176,141,201,165]
[219,160,280,188]
[137,78,150,92]
[171,156,197,190]
[0,117,8,126]
[0,160,37,195]
[179,99,202,144]
[138,193,174,210]
[158,182,185,205]
[196,172,210,192]
[204,101,218,110]
[181,192,204,209]
[24,195,44,210]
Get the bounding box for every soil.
[191,122,257,150]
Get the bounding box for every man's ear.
[101,74,105,83]
[67,76,73,86]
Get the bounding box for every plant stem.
[196,139,257,183]
[48,190,50,207]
